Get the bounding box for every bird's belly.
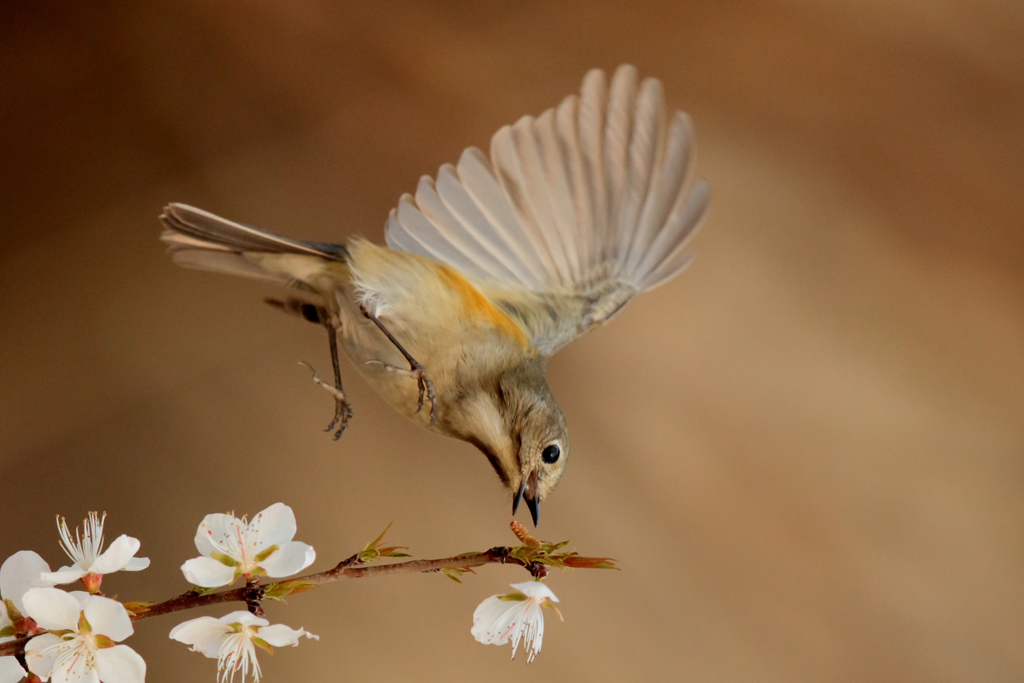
[339,319,431,424]
[330,283,463,432]
[316,244,530,434]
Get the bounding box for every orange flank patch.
[434,263,528,348]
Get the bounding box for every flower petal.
[122,557,151,572]
[194,513,248,559]
[247,503,297,553]
[36,566,88,587]
[84,595,133,642]
[510,581,558,602]
[257,542,315,578]
[0,551,51,612]
[25,632,62,678]
[170,616,232,658]
[471,595,525,645]
[22,588,81,631]
[68,591,91,609]
[220,611,268,629]
[89,535,142,575]
[256,624,318,647]
[181,557,237,588]
[95,644,146,683]
[0,656,26,683]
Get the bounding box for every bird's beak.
[512,478,527,515]
[525,496,540,527]
[512,470,541,525]
[524,470,540,527]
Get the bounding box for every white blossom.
[1,550,51,616]
[181,503,315,588]
[37,513,150,589]
[1,550,51,683]
[170,611,317,683]
[471,581,561,663]
[0,656,25,683]
[22,587,145,683]
[0,597,26,683]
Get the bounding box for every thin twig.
[0,546,537,658]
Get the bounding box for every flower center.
[216,628,261,683]
[57,512,106,568]
[202,518,258,573]
[43,633,97,677]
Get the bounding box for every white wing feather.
[383,65,709,353]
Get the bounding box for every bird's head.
[448,358,569,526]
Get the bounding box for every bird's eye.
[541,444,561,464]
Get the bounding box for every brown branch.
[0,546,541,658]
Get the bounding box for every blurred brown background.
[2,0,1023,681]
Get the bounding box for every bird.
[159,64,709,526]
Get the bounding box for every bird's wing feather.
[384,65,709,354]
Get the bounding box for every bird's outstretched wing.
[384,65,710,355]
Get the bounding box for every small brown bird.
[160,65,709,525]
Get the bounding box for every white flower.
[0,598,26,683]
[1,550,51,683]
[37,513,150,590]
[0,655,25,683]
[0,595,26,683]
[170,611,317,683]
[181,503,316,588]
[2,550,51,616]
[471,581,561,663]
[22,587,146,683]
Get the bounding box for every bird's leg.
[359,303,437,426]
[322,313,353,437]
[299,308,353,440]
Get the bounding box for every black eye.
[541,444,561,464]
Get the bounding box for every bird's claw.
[323,397,354,441]
[411,361,437,426]
[300,361,354,440]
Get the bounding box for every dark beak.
[512,478,527,515]
[523,470,540,527]
[525,496,540,527]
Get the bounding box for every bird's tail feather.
[159,203,348,285]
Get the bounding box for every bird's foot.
[365,359,437,426]
[299,361,353,440]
